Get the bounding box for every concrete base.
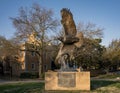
[45,72,90,90]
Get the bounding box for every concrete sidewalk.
[0,79,44,85]
[91,77,120,81]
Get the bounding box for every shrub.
[20,72,39,79]
[90,69,106,77]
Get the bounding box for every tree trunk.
[38,56,42,78]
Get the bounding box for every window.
[44,65,47,71]
[31,52,35,56]
[31,63,35,70]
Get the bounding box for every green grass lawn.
[0,80,120,93]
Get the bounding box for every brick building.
[18,33,53,76]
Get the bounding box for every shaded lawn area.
[91,80,120,89]
[0,80,120,93]
[96,74,120,79]
[0,82,44,93]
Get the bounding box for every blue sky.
[0,0,120,46]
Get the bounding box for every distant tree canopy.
[0,35,20,72]
[0,35,19,57]
[102,39,120,72]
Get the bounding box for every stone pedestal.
[45,72,90,90]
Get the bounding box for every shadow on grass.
[91,80,120,90]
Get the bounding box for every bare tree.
[10,4,59,77]
[77,22,103,39]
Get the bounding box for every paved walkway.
[0,79,44,85]
[0,78,120,85]
[91,77,120,81]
